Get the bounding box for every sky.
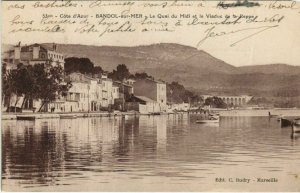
[2,0,300,67]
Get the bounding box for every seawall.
[1,111,139,120]
[219,109,300,117]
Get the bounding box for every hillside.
[42,43,239,75]
[238,64,300,75]
[3,43,300,97]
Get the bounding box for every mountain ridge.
[2,43,300,97]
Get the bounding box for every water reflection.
[157,116,167,152]
[291,132,300,141]
[2,115,300,191]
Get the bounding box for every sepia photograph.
[1,0,300,191]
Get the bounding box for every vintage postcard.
[1,0,300,191]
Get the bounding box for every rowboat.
[196,115,219,124]
[60,115,77,119]
[280,118,292,128]
[292,118,300,133]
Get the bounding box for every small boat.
[292,118,300,133]
[291,132,300,140]
[16,115,36,121]
[196,115,219,124]
[196,119,219,124]
[281,118,292,128]
[60,115,77,119]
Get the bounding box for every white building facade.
[49,72,116,113]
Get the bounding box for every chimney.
[14,42,21,60]
[33,44,40,59]
[53,43,57,51]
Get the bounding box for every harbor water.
[2,114,300,191]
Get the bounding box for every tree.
[2,63,15,110]
[13,64,37,108]
[108,64,130,81]
[2,62,71,112]
[94,66,103,76]
[132,72,154,80]
[2,63,8,103]
[167,81,201,105]
[248,97,270,105]
[35,63,71,112]
[204,96,227,108]
[3,63,31,109]
[64,57,103,75]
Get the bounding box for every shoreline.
[1,111,137,120]
[2,108,300,120]
[1,111,187,120]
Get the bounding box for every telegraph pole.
[88,84,90,113]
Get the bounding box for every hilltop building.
[2,42,65,112]
[2,42,64,69]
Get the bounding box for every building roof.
[135,78,165,84]
[113,81,133,88]
[66,72,99,83]
[153,79,165,84]
[134,96,156,103]
[147,78,165,84]
[5,43,60,53]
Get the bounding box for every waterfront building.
[112,86,120,103]
[49,72,98,112]
[56,72,116,112]
[113,80,134,110]
[100,74,114,110]
[132,78,167,112]
[127,95,161,114]
[171,103,191,112]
